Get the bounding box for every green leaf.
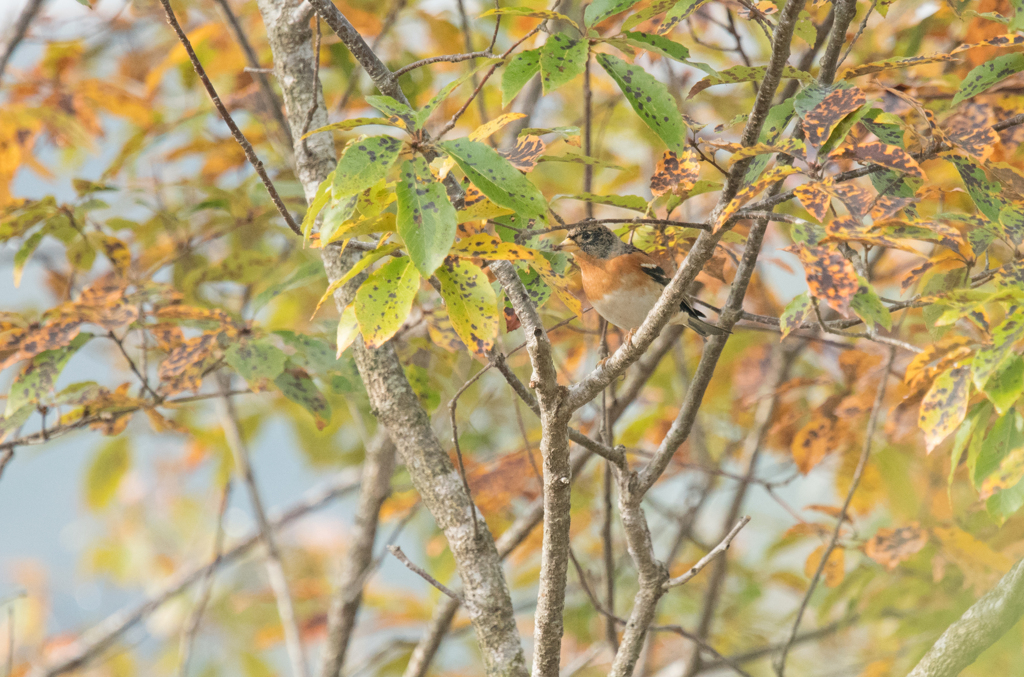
[252,261,325,313]
[319,195,359,244]
[659,0,713,34]
[365,95,416,128]
[586,0,643,25]
[596,53,686,153]
[987,476,1024,523]
[6,333,92,416]
[85,437,131,511]
[618,32,690,62]
[439,138,548,220]
[436,258,499,353]
[274,366,332,430]
[949,154,1011,222]
[540,33,588,94]
[745,97,795,184]
[416,60,500,127]
[275,331,343,374]
[480,6,581,30]
[302,117,406,138]
[355,256,422,348]
[336,305,360,358]
[973,313,1024,390]
[780,292,813,339]
[952,53,1024,106]
[984,353,1024,414]
[974,409,1024,488]
[502,49,541,107]
[0,404,33,442]
[396,157,458,276]
[518,267,551,309]
[861,110,906,147]
[999,202,1024,246]
[622,0,706,31]
[225,338,288,389]
[850,277,892,331]
[691,65,813,97]
[13,230,46,287]
[557,192,648,211]
[332,136,404,198]
[950,401,992,491]
[301,172,335,243]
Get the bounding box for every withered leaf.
[853,142,926,179]
[803,86,867,159]
[793,183,831,222]
[919,365,970,453]
[796,245,859,315]
[865,523,928,570]
[499,135,546,172]
[650,149,700,197]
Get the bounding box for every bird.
[557,224,730,341]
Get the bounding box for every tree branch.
[664,517,751,589]
[906,557,1024,677]
[0,0,45,87]
[318,434,396,677]
[216,376,310,677]
[30,471,361,677]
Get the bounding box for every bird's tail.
[674,298,730,337]
[680,314,731,337]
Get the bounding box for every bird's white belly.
[590,286,663,329]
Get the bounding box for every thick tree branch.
[255,3,526,673]
[0,0,45,87]
[907,557,1024,677]
[319,434,396,677]
[491,260,572,677]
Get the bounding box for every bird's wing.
[637,254,707,320]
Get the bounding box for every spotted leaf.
[502,49,541,107]
[597,53,687,153]
[274,366,332,430]
[0,319,84,371]
[793,183,830,222]
[658,0,714,34]
[952,53,1024,107]
[355,256,421,349]
[500,135,546,172]
[436,258,498,354]
[332,135,404,199]
[973,313,1024,391]
[396,157,458,277]
[650,149,700,197]
[5,333,92,416]
[225,337,288,392]
[796,245,859,315]
[689,65,813,98]
[439,138,548,221]
[560,192,648,212]
[780,292,813,339]
[802,86,866,160]
[792,413,836,473]
[540,33,587,94]
[850,276,892,331]
[839,54,959,80]
[919,365,971,453]
[864,524,928,570]
[715,165,801,232]
[450,233,537,261]
[853,142,925,178]
[585,0,643,25]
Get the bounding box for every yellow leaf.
[804,544,845,587]
[84,437,131,510]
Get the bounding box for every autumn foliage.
[3,0,1024,675]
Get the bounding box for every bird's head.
[558,224,627,260]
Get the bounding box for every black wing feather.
[639,262,706,319]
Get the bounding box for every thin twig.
[0,0,45,87]
[664,517,751,589]
[177,482,232,677]
[387,546,463,600]
[216,376,309,677]
[773,347,897,676]
[157,0,302,236]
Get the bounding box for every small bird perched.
[558,224,729,339]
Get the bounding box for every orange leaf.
[791,414,836,474]
[795,245,859,315]
[864,523,928,570]
[918,365,970,453]
[804,87,866,158]
[793,183,830,222]
[805,544,845,587]
[650,149,700,197]
[852,141,925,179]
